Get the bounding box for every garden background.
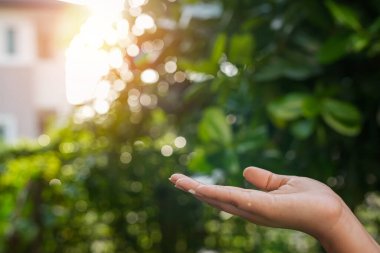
[1,0,380,252]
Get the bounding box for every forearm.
[318,206,380,253]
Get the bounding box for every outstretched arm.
[169,167,380,253]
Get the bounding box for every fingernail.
[188,189,196,195]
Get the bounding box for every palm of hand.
[170,167,344,238]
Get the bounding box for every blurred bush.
[0,0,380,252]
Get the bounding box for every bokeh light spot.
[38,134,51,147]
[127,44,140,57]
[126,212,139,224]
[120,152,133,164]
[49,178,62,186]
[220,61,238,77]
[128,0,146,8]
[128,94,140,107]
[95,80,111,100]
[113,79,127,91]
[132,25,144,36]
[60,142,75,154]
[140,94,152,106]
[105,28,118,46]
[153,39,165,51]
[94,100,110,114]
[161,145,173,157]
[135,14,155,30]
[116,19,129,39]
[129,6,142,17]
[75,200,88,212]
[174,71,186,83]
[141,69,159,84]
[108,48,124,68]
[157,81,169,96]
[130,181,143,192]
[174,136,187,148]
[164,61,177,73]
[142,41,154,53]
[77,105,96,120]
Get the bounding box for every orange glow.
[64,0,165,111]
[65,1,128,105]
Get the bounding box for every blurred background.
[0,0,379,252]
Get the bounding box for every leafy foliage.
[1,0,380,252]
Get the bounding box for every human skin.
[169,167,380,253]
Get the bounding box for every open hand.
[169,167,380,253]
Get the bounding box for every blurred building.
[0,0,87,143]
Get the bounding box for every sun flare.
[64,0,145,106]
[64,0,163,124]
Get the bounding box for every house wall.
[0,4,86,142]
[0,67,37,140]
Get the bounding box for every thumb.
[243,167,289,191]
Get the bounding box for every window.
[0,115,17,144]
[6,27,16,55]
[0,18,36,66]
[0,125,5,142]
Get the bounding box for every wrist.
[317,204,379,253]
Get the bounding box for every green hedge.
[0,0,379,252]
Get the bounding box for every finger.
[175,176,203,193]
[243,167,289,191]
[194,195,273,226]
[169,173,187,184]
[195,195,250,218]
[195,184,275,216]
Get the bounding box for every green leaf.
[151,109,167,125]
[349,33,370,52]
[368,41,380,57]
[369,17,380,34]
[323,99,361,123]
[198,107,232,145]
[228,33,255,65]
[188,147,213,173]
[255,55,318,81]
[282,50,320,80]
[211,33,227,63]
[283,62,316,80]
[302,96,320,118]
[291,120,315,139]
[179,33,227,74]
[254,58,286,82]
[224,149,239,174]
[179,59,218,75]
[184,82,211,103]
[235,126,268,154]
[325,0,361,30]
[321,98,362,136]
[318,34,351,64]
[268,93,311,127]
